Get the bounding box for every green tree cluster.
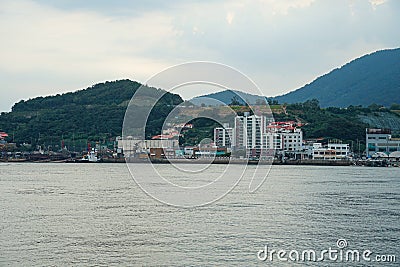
[0,80,182,150]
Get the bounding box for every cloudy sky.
[0,0,399,111]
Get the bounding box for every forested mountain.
[0,80,182,150]
[275,48,400,107]
[193,48,400,108]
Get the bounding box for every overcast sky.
[0,0,399,111]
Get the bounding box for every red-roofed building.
[0,131,8,140]
[151,134,176,140]
[232,113,303,157]
[265,121,303,152]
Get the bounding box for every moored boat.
[75,149,100,163]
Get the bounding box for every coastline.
[0,157,369,166]
[2,156,398,167]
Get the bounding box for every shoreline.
[2,157,394,167]
[0,157,349,165]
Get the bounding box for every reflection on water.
[0,163,399,266]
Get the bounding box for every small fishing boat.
[76,149,100,163]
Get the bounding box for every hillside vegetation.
[1,79,400,151]
[180,100,400,147]
[0,80,182,150]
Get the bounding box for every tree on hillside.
[267,98,279,105]
[303,99,320,110]
[229,96,242,106]
[390,103,400,110]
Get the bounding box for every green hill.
[275,48,400,107]
[0,80,182,150]
[1,79,400,152]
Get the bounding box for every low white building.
[282,129,303,152]
[184,146,195,156]
[366,128,400,157]
[310,143,350,160]
[265,121,303,152]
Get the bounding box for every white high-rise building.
[264,132,283,150]
[234,113,268,156]
[214,114,304,158]
[214,123,233,149]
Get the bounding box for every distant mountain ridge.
[189,90,266,106]
[191,48,400,108]
[275,48,400,107]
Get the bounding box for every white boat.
[79,149,100,163]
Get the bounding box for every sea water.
[0,163,398,266]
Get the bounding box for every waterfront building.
[366,128,400,157]
[310,142,350,160]
[149,147,176,159]
[116,136,179,157]
[264,132,283,150]
[230,115,303,157]
[184,146,195,157]
[193,147,227,158]
[266,121,303,152]
[213,123,234,149]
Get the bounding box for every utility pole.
[73,133,75,152]
[38,132,41,151]
[351,140,354,155]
